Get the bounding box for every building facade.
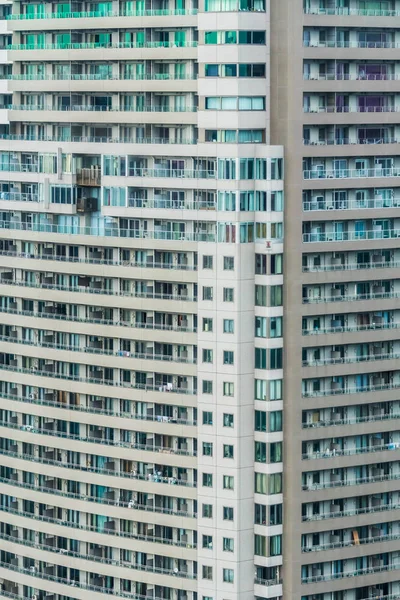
[0,0,285,599]
[0,0,398,599]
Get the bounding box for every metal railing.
[302,320,400,336]
[0,418,197,457]
[0,248,197,271]
[10,103,198,113]
[0,503,197,549]
[8,40,198,50]
[302,530,400,553]
[0,473,196,518]
[302,500,400,522]
[304,137,400,146]
[0,276,198,302]
[0,133,198,145]
[0,447,196,487]
[302,441,399,460]
[0,362,196,397]
[303,289,400,304]
[304,7,400,16]
[302,560,400,584]
[0,220,214,242]
[304,73,400,81]
[303,229,400,243]
[303,167,400,180]
[0,530,196,580]
[303,198,400,211]
[6,73,197,81]
[303,470,400,493]
[303,259,400,273]
[303,380,400,398]
[7,7,198,19]
[0,389,197,427]
[0,304,197,335]
[303,350,400,368]
[0,333,197,366]
[302,411,400,429]
[304,40,400,49]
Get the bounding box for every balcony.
[76,167,101,186]
[0,133,197,145]
[302,560,400,584]
[302,441,399,460]
[0,473,196,518]
[302,500,400,522]
[303,229,400,243]
[303,530,400,553]
[304,40,400,49]
[303,196,400,211]
[304,6,400,16]
[7,72,197,81]
[7,7,198,19]
[303,166,400,180]
[8,40,198,51]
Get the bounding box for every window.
[271,191,284,211]
[270,442,283,463]
[223,350,234,365]
[223,444,234,458]
[270,535,282,556]
[255,441,266,462]
[255,285,267,306]
[224,256,234,270]
[203,442,213,456]
[202,349,213,363]
[202,380,213,394]
[255,348,267,369]
[203,535,213,549]
[203,411,213,425]
[269,473,283,494]
[255,316,267,338]
[271,222,283,239]
[223,319,234,333]
[223,506,233,520]
[255,504,267,525]
[202,503,213,518]
[223,569,234,583]
[255,379,267,401]
[270,317,283,338]
[223,475,234,489]
[203,255,213,269]
[270,379,283,401]
[271,253,283,274]
[270,285,283,306]
[270,348,283,369]
[203,286,213,301]
[238,63,266,77]
[255,472,267,494]
[254,534,267,557]
[223,413,234,427]
[223,382,234,396]
[255,253,267,274]
[204,30,264,44]
[202,473,213,487]
[205,64,219,77]
[204,31,218,44]
[223,537,234,552]
[223,287,234,302]
[270,504,283,525]
[270,411,283,432]
[202,566,213,580]
[203,318,213,332]
[255,410,267,432]
[239,30,266,44]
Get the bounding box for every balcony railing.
[0,219,215,242]
[304,167,400,180]
[304,137,400,146]
[0,248,197,271]
[6,73,197,81]
[0,389,196,426]
[0,417,197,457]
[303,350,400,368]
[0,361,196,397]
[0,530,196,580]
[10,103,198,113]
[302,560,400,584]
[302,530,400,553]
[0,333,197,366]
[304,105,400,114]
[254,577,282,587]
[8,40,198,50]
[302,500,400,522]
[303,259,400,273]
[0,276,198,302]
[303,229,400,243]
[304,7,400,16]
[304,73,400,81]
[304,40,400,49]
[0,473,196,518]
[303,379,400,398]
[303,411,400,429]
[7,7,198,19]
[0,557,181,600]
[0,133,197,145]
[303,470,400,492]
[0,192,39,202]
[303,197,400,211]
[0,304,197,335]
[302,441,399,460]
[0,447,196,487]
[0,503,197,549]
[125,167,216,179]
[303,289,400,304]
[302,320,400,336]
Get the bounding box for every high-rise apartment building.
[0,0,398,599]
